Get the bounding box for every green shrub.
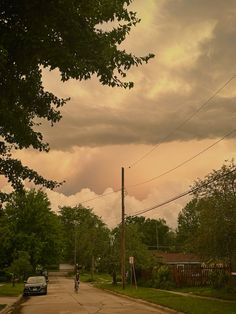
[85,278,95,282]
[0,271,12,283]
[151,265,174,289]
[209,270,230,289]
[116,276,122,282]
[159,280,175,290]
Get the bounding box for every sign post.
[129,256,137,289]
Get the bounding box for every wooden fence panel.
[170,264,231,287]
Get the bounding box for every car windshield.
[27,276,46,284]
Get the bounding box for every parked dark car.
[23,276,48,296]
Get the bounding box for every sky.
[2,0,236,229]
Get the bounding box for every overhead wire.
[127,128,236,189]
[65,77,236,206]
[128,167,236,218]
[127,75,236,169]
[78,166,236,226]
[77,127,235,205]
[80,189,120,205]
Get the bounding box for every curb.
[92,285,183,314]
[0,295,22,314]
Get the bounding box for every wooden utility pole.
[74,221,77,269]
[121,167,125,289]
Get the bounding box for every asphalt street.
[10,276,177,314]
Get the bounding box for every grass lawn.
[0,283,24,296]
[80,272,112,283]
[97,284,236,314]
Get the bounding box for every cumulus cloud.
[46,183,189,229]
[12,138,236,197]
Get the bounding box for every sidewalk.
[158,289,236,303]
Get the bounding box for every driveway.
[12,276,177,314]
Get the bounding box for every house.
[59,263,74,272]
[153,252,232,287]
[48,264,74,277]
[154,252,203,270]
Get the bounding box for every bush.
[209,270,230,289]
[151,265,174,289]
[116,276,122,282]
[0,271,12,282]
[85,278,95,282]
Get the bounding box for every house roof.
[154,252,202,264]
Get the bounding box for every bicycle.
[74,278,79,293]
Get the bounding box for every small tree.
[2,189,64,269]
[110,223,153,285]
[8,251,32,285]
[59,205,110,272]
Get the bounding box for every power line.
[77,128,235,205]
[129,167,236,218]
[63,76,235,206]
[130,190,191,217]
[127,128,236,189]
[66,126,234,207]
[61,77,235,206]
[80,189,120,205]
[128,75,236,169]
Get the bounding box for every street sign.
[129,256,134,264]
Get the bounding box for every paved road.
[15,277,176,314]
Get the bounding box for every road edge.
[92,284,183,314]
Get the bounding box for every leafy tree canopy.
[111,221,153,273]
[126,216,175,251]
[0,0,154,200]
[8,251,33,281]
[0,189,63,268]
[176,198,201,253]
[177,161,236,263]
[59,205,110,270]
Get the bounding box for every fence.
[170,264,231,287]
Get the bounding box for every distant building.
[154,252,203,269]
[59,264,74,272]
[153,252,232,287]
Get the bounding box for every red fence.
[170,264,231,287]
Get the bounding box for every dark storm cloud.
[42,0,236,151]
[43,94,236,150]
[163,0,236,83]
